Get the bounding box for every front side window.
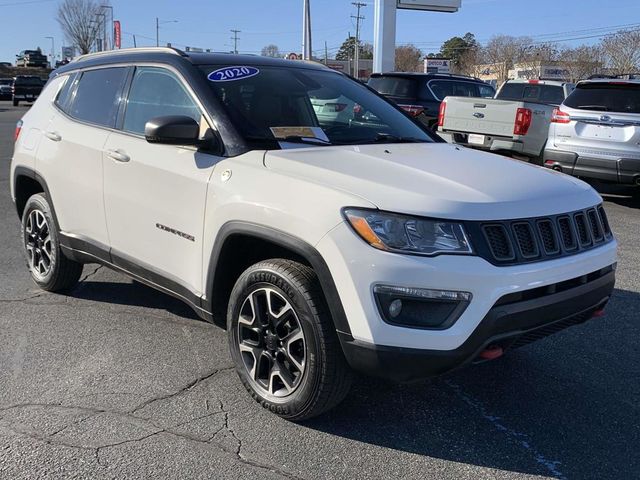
[69,67,128,127]
[202,65,434,147]
[123,67,202,135]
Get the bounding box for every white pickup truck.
[438,80,575,164]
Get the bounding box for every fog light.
[374,285,472,330]
[389,299,403,318]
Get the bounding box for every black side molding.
[205,221,353,339]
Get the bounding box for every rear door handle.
[44,131,61,142]
[105,149,130,163]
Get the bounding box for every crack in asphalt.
[0,398,303,479]
[129,367,234,415]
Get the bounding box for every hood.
[264,143,601,221]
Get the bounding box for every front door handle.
[105,149,130,163]
[44,131,62,142]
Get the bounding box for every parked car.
[16,49,48,68]
[544,79,640,185]
[0,61,13,68]
[367,72,495,129]
[0,77,13,100]
[11,48,616,420]
[11,75,44,106]
[438,79,575,163]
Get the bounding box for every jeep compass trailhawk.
[11,48,617,420]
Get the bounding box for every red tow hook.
[592,309,606,318]
[479,345,504,360]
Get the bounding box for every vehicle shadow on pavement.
[304,287,640,479]
[69,279,201,320]
[590,181,640,209]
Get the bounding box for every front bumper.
[544,147,640,185]
[339,267,614,381]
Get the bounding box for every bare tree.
[557,45,605,82]
[515,43,558,79]
[483,35,530,84]
[261,44,281,58]
[57,0,106,55]
[602,30,640,75]
[395,45,423,72]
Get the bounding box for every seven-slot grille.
[472,205,613,266]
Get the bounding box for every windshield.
[564,83,640,113]
[201,65,435,147]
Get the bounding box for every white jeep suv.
[11,48,617,420]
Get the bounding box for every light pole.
[102,5,114,49]
[45,36,54,67]
[156,18,178,47]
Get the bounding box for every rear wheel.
[21,193,83,292]
[227,259,352,421]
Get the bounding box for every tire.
[227,259,353,421]
[21,193,83,292]
[13,98,18,107]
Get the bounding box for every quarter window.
[54,73,77,113]
[123,67,201,135]
[69,67,128,127]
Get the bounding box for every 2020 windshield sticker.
[208,66,259,82]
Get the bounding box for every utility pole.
[230,29,241,54]
[324,41,328,65]
[351,2,366,78]
[156,17,159,47]
[45,36,54,67]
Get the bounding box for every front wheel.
[227,259,352,421]
[21,193,84,292]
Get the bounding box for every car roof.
[503,79,570,86]
[370,72,484,82]
[576,78,640,86]
[53,47,333,77]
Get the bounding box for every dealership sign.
[424,58,451,73]
[113,20,121,49]
[397,0,461,12]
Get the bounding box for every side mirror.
[145,115,201,146]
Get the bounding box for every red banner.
[114,20,121,49]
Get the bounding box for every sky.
[1,0,639,63]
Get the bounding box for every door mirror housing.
[145,115,202,146]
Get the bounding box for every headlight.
[344,208,473,256]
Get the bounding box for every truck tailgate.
[442,97,521,138]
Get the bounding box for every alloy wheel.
[25,209,53,279]
[237,287,307,398]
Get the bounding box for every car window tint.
[496,83,525,101]
[564,83,640,113]
[367,76,417,98]
[123,67,201,135]
[70,67,127,127]
[538,86,565,105]
[429,80,487,100]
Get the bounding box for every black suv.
[11,75,44,106]
[368,72,495,129]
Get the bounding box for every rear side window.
[367,76,417,98]
[123,67,201,135]
[564,83,640,113]
[69,67,128,127]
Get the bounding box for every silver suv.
[544,79,640,185]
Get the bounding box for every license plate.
[468,134,485,145]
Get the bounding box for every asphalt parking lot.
[0,102,638,480]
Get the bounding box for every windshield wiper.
[278,135,332,146]
[362,133,430,144]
